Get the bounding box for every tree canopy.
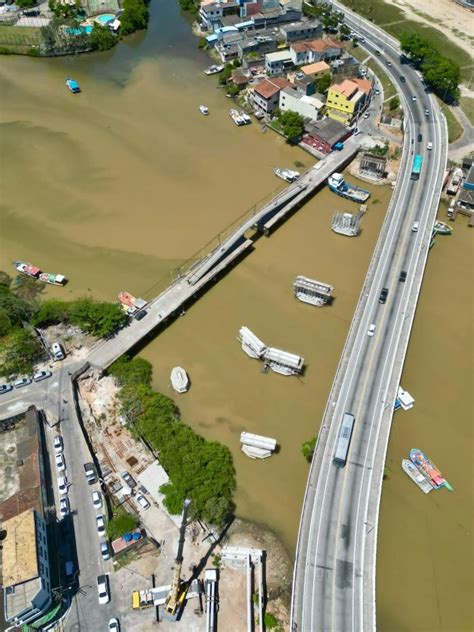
[316,73,332,94]
[89,24,117,51]
[277,110,305,142]
[120,0,149,36]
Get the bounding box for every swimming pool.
[95,13,115,25]
[67,24,93,35]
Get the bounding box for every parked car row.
[0,370,52,394]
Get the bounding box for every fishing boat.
[199,105,209,115]
[229,108,245,126]
[118,291,148,315]
[39,273,68,286]
[433,220,453,235]
[170,367,189,393]
[65,78,81,94]
[274,167,300,183]
[410,449,453,490]
[401,459,434,494]
[204,64,224,75]
[327,173,370,203]
[13,261,42,278]
[293,276,333,307]
[239,111,251,124]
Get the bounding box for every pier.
[293,276,333,307]
[87,138,361,371]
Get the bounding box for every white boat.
[229,108,245,126]
[240,432,277,460]
[274,167,300,183]
[170,367,190,393]
[199,105,209,116]
[238,327,267,359]
[263,347,304,376]
[204,64,224,75]
[239,111,251,124]
[294,276,333,307]
[401,459,434,494]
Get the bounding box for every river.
[0,2,472,630]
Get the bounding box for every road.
[290,10,448,632]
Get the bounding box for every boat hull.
[328,184,370,203]
[171,367,189,393]
[401,459,434,494]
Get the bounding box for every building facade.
[264,49,294,75]
[326,78,371,124]
[252,77,290,114]
[279,86,324,121]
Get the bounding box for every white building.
[279,86,324,121]
[2,509,52,627]
[264,49,293,76]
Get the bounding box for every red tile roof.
[254,77,290,99]
[352,77,372,95]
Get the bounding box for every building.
[252,77,290,114]
[300,60,330,81]
[326,77,371,124]
[199,1,241,31]
[289,37,343,65]
[2,509,52,627]
[302,117,351,154]
[265,49,293,75]
[279,19,322,43]
[279,85,324,121]
[287,70,316,95]
[462,165,474,190]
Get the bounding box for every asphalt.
[290,8,448,632]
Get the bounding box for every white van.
[51,342,65,360]
[411,221,419,232]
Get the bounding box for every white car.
[374,88,380,95]
[367,324,376,337]
[97,575,110,605]
[92,491,102,509]
[55,452,66,472]
[108,618,120,632]
[427,142,433,150]
[412,95,417,101]
[53,435,63,454]
[59,496,70,517]
[136,494,151,510]
[0,384,13,395]
[100,540,111,560]
[412,221,419,232]
[363,112,370,119]
[33,370,52,382]
[14,377,32,389]
[58,476,69,494]
[96,514,106,536]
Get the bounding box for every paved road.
[291,10,448,632]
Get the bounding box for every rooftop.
[265,49,293,62]
[352,77,372,95]
[301,60,330,75]
[254,77,290,99]
[331,78,358,98]
[305,117,348,144]
[2,509,38,587]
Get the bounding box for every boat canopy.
[239,326,267,355]
[264,347,304,370]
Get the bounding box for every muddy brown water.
[0,2,472,629]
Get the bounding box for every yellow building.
[326,78,372,124]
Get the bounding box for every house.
[289,38,344,65]
[265,49,293,75]
[300,60,330,81]
[2,509,52,627]
[232,67,252,87]
[302,117,351,154]
[200,1,240,31]
[279,85,324,121]
[279,19,322,43]
[288,70,316,95]
[252,77,291,114]
[326,77,371,124]
[462,165,474,190]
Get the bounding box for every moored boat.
[65,78,81,94]
[13,261,42,278]
[401,459,434,494]
[410,448,453,490]
[433,220,453,235]
[170,367,189,393]
[199,105,209,115]
[274,167,300,183]
[204,64,224,75]
[239,111,251,124]
[39,273,68,286]
[118,291,148,315]
[328,173,370,203]
[229,108,245,126]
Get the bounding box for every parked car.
[92,491,103,509]
[60,496,70,517]
[136,494,150,510]
[135,310,147,321]
[53,435,63,454]
[51,342,65,360]
[0,384,13,395]
[399,270,407,282]
[108,618,120,632]
[55,452,66,472]
[367,324,376,337]
[33,370,52,382]
[96,514,106,536]
[100,541,111,561]
[121,471,137,489]
[374,88,380,95]
[58,476,69,494]
[14,377,32,389]
[97,575,110,605]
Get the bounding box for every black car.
[399,271,407,282]
[400,76,406,83]
[135,310,147,321]
[417,133,422,142]
[378,288,389,304]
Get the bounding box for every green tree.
[339,24,351,40]
[89,24,117,51]
[0,272,12,288]
[388,95,400,111]
[422,54,460,102]
[218,64,233,86]
[301,436,317,462]
[106,509,139,540]
[278,110,305,142]
[69,298,126,337]
[120,0,149,36]
[109,356,153,387]
[0,284,34,328]
[264,613,279,630]
[316,73,331,94]
[33,299,70,327]
[16,0,36,7]
[226,83,240,97]
[0,329,42,377]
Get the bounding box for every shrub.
[107,509,139,540]
[89,24,117,51]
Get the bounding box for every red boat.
[13,261,42,278]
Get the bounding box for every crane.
[164,498,191,619]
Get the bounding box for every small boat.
[239,111,251,124]
[39,273,68,286]
[118,291,147,315]
[433,220,452,235]
[229,108,245,126]
[328,173,370,203]
[199,105,209,115]
[13,261,42,278]
[274,167,300,183]
[170,367,189,393]
[204,64,224,75]
[410,449,453,490]
[401,459,434,494]
[65,78,81,94]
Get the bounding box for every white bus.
[333,413,355,467]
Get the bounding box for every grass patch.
[437,98,463,143]
[349,44,370,64]
[365,59,396,99]
[460,97,474,127]
[0,25,42,54]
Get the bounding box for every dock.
[294,276,333,307]
[238,327,304,376]
[331,211,363,236]
[240,432,277,459]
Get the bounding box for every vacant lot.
[0,25,42,54]
[459,97,474,126]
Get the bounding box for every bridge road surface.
[290,15,448,632]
